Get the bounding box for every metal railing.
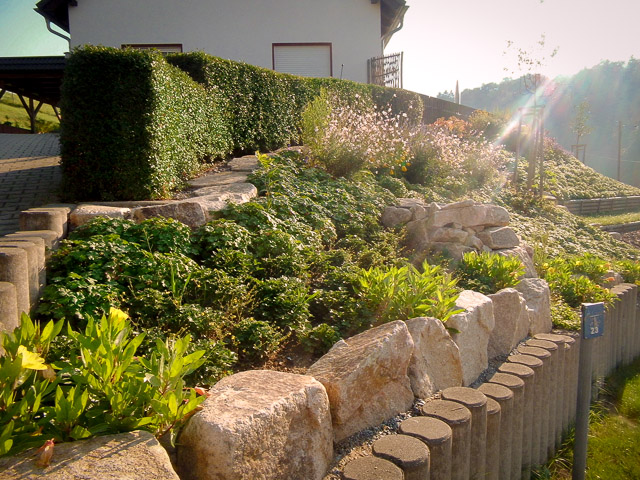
[368,52,403,88]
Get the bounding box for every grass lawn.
[539,357,640,479]
[581,211,640,226]
[0,92,59,132]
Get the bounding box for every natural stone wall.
[383,198,533,268]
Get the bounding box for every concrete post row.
[400,416,452,480]
[420,399,472,480]
[0,207,68,334]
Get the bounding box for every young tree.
[571,100,592,146]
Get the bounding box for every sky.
[0,1,68,56]
[386,0,640,97]
[1,0,640,98]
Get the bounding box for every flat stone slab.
[70,205,131,228]
[187,171,249,188]
[228,156,259,172]
[0,431,179,480]
[190,182,258,200]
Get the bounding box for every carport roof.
[0,56,66,106]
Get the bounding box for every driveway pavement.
[0,134,61,235]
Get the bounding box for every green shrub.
[252,277,312,331]
[615,259,640,286]
[233,318,285,361]
[355,261,461,326]
[0,309,206,456]
[455,252,524,295]
[60,46,231,200]
[539,257,617,308]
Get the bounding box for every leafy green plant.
[539,260,617,308]
[455,251,524,295]
[615,259,640,286]
[0,308,206,456]
[355,261,462,326]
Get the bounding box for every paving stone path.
[0,134,61,235]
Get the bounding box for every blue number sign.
[581,302,605,339]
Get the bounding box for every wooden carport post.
[17,94,44,134]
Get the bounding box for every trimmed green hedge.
[60,47,423,200]
[168,52,423,155]
[60,46,231,200]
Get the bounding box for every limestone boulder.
[404,218,432,251]
[429,226,469,244]
[70,204,131,228]
[429,242,474,262]
[447,290,495,386]
[432,203,510,229]
[477,226,520,250]
[515,278,552,335]
[487,288,529,358]
[494,244,537,278]
[0,431,179,480]
[381,206,414,228]
[406,317,463,398]
[177,370,332,480]
[309,321,415,442]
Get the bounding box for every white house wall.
[68,0,383,83]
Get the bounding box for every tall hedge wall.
[168,52,423,155]
[60,46,232,201]
[60,47,423,201]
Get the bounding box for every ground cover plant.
[36,150,470,390]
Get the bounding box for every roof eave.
[34,0,75,34]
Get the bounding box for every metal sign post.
[573,302,605,480]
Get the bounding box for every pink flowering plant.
[302,89,413,177]
[302,91,510,193]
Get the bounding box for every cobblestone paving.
[0,134,61,236]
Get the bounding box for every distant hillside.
[459,59,640,187]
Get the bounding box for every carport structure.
[0,56,65,133]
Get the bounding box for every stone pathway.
[0,134,61,236]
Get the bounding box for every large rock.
[477,226,520,249]
[487,288,529,358]
[429,226,469,244]
[447,290,495,386]
[431,203,510,229]
[406,317,463,398]
[0,431,179,480]
[308,321,415,442]
[494,244,537,278]
[177,370,332,480]
[515,278,552,335]
[381,206,414,228]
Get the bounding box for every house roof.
[35,0,408,41]
[0,56,66,106]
